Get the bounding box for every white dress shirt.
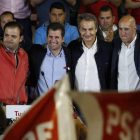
[75,39,100,92]
[118,35,140,92]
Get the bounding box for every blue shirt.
[34,21,79,45]
[35,46,66,96]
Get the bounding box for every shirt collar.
[46,45,64,57]
[82,37,97,51]
[122,34,137,49]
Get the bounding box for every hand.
[104,30,114,42]
[42,43,47,49]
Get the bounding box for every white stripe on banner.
[54,74,76,140]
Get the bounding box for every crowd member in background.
[111,15,140,92]
[0,11,32,54]
[97,5,119,42]
[70,0,81,26]
[34,2,79,46]
[31,0,76,27]
[117,0,127,20]
[124,0,140,35]
[0,0,32,40]
[68,13,113,92]
[29,22,72,97]
[78,0,121,24]
[0,22,29,105]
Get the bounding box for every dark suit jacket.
[68,39,113,90]
[111,36,140,90]
[97,27,119,41]
[29,44,72,87]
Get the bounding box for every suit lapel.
[73,41,83,69]
[111,39,122,74]
[134,35,140,77]
[63,46,71,72]
[95,39,106,89]
[36,48,47,77]
[97,28,105,41]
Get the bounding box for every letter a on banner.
[3,74,76,140]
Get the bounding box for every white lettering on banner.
[22,121,53,140]
[134,119,140,140]
[22,132,36,140]
[106,104,120,134]
[119,112,133,140]
[106,104,140,140]
[36,121,53,140]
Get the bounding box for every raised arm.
[81,0,98,5]
[30,0,46,7]
[82,0,121,7]
[65,0,76,6]
[124,0,140,9]
[109,0,121,7]
[31,0,76,7]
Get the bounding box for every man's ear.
[113,16,115,23]
[134,26,137,32]
[97,25,98,30]
[62,36,65,42]
[20,35,24,42]
[49,12,51,17]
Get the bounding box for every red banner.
[3,75,76,140]
[3,74,140,140]
[70,91,140,140]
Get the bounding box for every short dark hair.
[0,11,14,21]
[77,13,98,29]
[99,5,114,16]
[4,22,24,36]
[50,2,65,13]
[47,22,65,38]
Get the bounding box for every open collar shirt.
[118,35,140,92]
[75,38,100,92]
[34,46,66,96]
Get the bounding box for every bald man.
[111,15,140,92]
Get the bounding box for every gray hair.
[77,13,98,29]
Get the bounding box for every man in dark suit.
[68,13,113,92]
[111,15,140,92]
[97,5,119,42]
[29,22,71,97]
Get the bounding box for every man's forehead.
[4,27,20,33]
[48,29,62,35]
[80,20,95,26]
[50,8,64,13]
[99,11,112,16]
[119,21,131,27]
[1,14,13,19]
